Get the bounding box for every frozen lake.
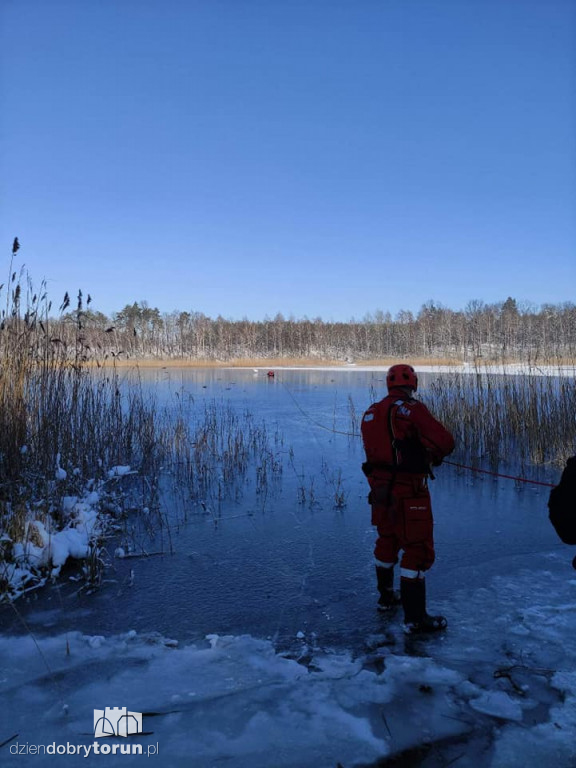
[1,368,563,645]
[1,367,574,767]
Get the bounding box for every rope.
[443,460,556,488]
[281,380,358,437]
[280,380,557,489]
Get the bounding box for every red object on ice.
[267,370,275,378]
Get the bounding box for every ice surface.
[1,368,574,766]
[2,560,576,767]
[468,690,524,721]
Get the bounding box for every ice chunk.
[469,690,523,721]
[107,465,133,478]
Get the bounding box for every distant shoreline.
[92,356,453,369]
[91,358,576,376]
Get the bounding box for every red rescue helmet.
[386,364,418,392]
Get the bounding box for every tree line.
[52,296,576,363]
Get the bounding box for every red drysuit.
[361,387,455,575]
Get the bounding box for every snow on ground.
[2,553,576,768]
[1,368,574,766]
[249,363,576,377]
[2,468,131,601]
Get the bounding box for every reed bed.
[347,364,575,471]
[0,251,168,596]
[0,243,284,599]
[423,368,576,468]
[160,399,283,506]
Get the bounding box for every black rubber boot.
[376,566,401,612]
[400,577,447,633]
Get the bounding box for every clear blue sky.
[1,0,574,321]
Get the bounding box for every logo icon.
[94,707,143,738]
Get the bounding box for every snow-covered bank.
[1,468,134,602]
[246,363,576,377]
[2,553,576,768]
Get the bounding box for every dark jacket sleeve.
[548,456,576,545]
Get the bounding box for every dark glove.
[431,458,443,467]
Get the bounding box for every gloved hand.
[361,461,373,477]
[431,458,443,467]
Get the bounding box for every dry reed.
[0,242,283,599]
[424,367,576,468]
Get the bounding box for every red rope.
[280,381,559,489]
[444,460,556,487]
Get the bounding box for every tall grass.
[161,398,283,508]
[0,242,169,596]
[348,362,575,471]
[0,241,283,599]
[0,263,160,484]
[424,367,576,468]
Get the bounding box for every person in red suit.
[361,364,455,633]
